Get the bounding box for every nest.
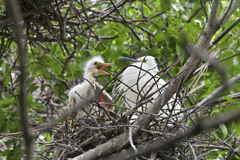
[48,97,240,160]
[50,100,187,159]
[52,107,127,159]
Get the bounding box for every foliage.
[0,0,240,159]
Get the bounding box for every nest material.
[52,109,125,159]
[51,102,187,159]
[50,101,239,160]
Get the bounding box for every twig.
[188,141,197,160]
[200,0,208,21]
[185,5,203,23]
[129,126,138,155]
[211,18,240,47]
[109,0,149,50]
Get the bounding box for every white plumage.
[118,56,181,124]
[69,55,113,118]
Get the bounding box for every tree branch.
[211,18,240,46]
[120,108,240,160]
[218,0,238,27]
[197,73,240,107]
[109,0,149,49]
[207,0,220,29]
[7,0,33,160]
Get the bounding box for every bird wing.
[118,62,183,125]
[118,63,180,109]
[68,81,95,118]
[118,63,162,109]
[69,82,94,106]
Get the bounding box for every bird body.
[119,61,165,108]
[68,78,94,117]
[69,55,113,118]
[118,56,181,124]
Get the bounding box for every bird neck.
[136,63,159,76]
[84,72,95,90]
[149,66,159,75]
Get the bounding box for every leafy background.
[0,0,240,159]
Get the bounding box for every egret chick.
[118,56,181,124]
[69,55,113,118]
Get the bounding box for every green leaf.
[219,123,228,140]
[27,83,38,94]
[160,0,171,11]
[1,148,11,156]
[52,81,67,98]
[0,98,15,109]
[36,68,52,80]
[211,108,220,117]
[7,144,23,160]
[46,132,52,141]
[2,63,10,87]
[239,0,240,11]
[95,43,106,51]
[169,37,176,52]
[181,23,196,43]
[223,96,239,103]
[152,34,165,42]
[167,27,179,39]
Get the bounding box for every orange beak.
[96,63,113,75]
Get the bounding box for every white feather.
[68,55,106,117]
[118,56,182,123]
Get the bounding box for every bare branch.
[7,0,33,159]
[200,0,208,21]
[218,0,238,26]
[109,0,149,49]
[120,108,240,160]
[212,18,240,46]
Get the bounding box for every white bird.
[118,56,182,125]
[69,55,114,118]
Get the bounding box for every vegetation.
[0,0,240,159]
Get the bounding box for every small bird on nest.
[69,55,114,118]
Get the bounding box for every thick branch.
[197,73,240,107]
[212,18,240,46]
[207,0,220,28]
[7,0,33,160]
[121,108,240,160]
[218,0,238,26]
[0,10,34,26]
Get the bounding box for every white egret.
[69,55,114,118]
[118,56,182,124]
[53,57,113,148]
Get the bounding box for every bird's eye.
[94,62,98,65]
[143,59,146,62]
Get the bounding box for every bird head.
[84,55,113,78]
[119,56,159,74]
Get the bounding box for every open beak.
[97,63,113,75]
[119,57,141,63]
